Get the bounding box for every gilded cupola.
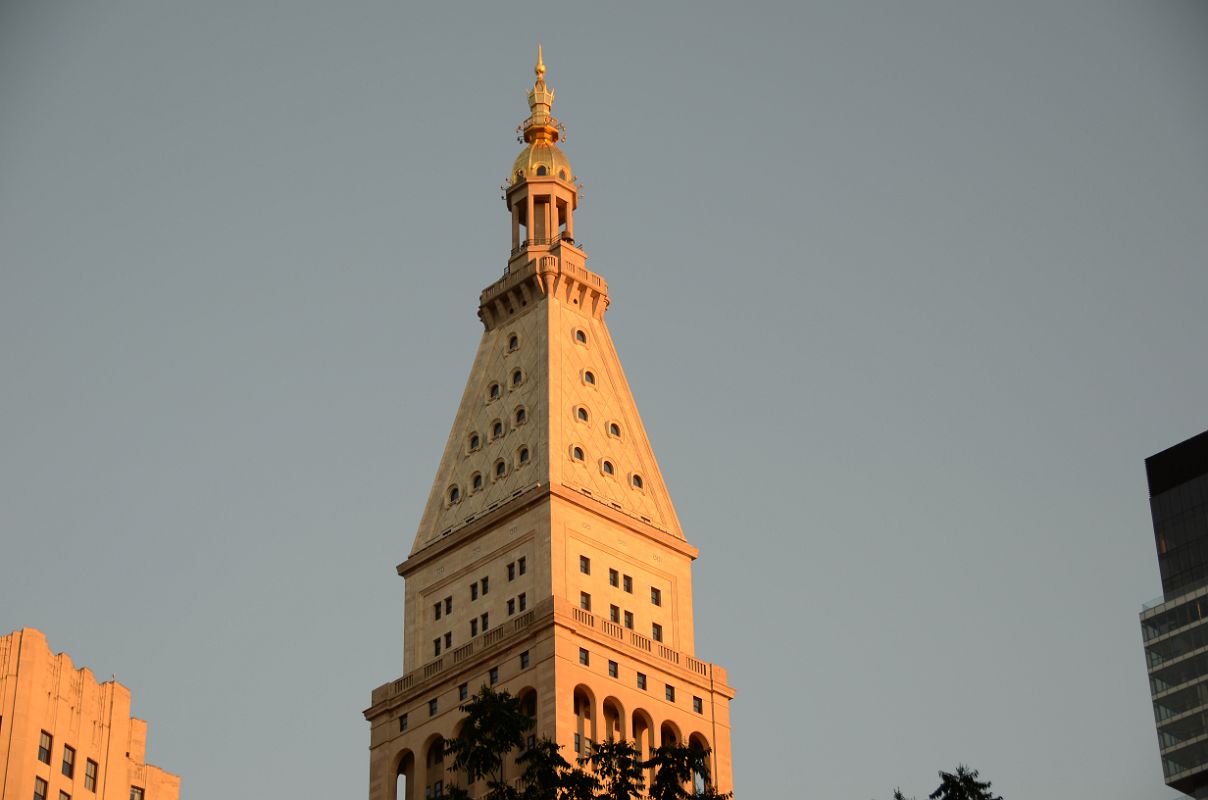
[509,46,574,186]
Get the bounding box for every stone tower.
[364,49,735,800]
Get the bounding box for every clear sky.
[2,2,1206,798]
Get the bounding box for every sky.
[1,2,1206,798]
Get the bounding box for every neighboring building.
[0,628,179,800]
[364,50,735,799]
[1141,430,1208,798]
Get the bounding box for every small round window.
[518,447,530,464]
[583,370,596,385]
[576,407,589,423]
[575,329,588,345]
[515,407,527,425]
[472,473,483,491]
[572,446,585,461]
[495,460,507,478]
[602,460,615,476]
[508,334,520,352]
[489,383,501,400]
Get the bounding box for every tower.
[364,50,735,800]
[1141,429,1208,798]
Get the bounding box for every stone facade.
[364,51,735,800]
[0,628,179,800]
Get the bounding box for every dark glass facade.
[1141,430,1208,797]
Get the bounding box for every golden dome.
[508,46,574,187]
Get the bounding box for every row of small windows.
[448,448,532,505]
[34,731,100,794]
[435,591,530,656]
[568,447,644,488]
[574,649,705,714]
[486,370,527,403]
[572,407,624,439]
[467,407,529,454]
[580,558,664,603]
[401,651,536,731]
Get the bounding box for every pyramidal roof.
[411,55,682,556]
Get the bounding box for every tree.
[645,744,731,800]
[885,765,1001,800]
[579,740,645,800]
[444,686,532,800]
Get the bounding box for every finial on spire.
[535,44,546,79]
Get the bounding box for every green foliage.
[579,740,645,800]
[644,744,731,800]
[885,765,1001,800]
[444,686,532,800]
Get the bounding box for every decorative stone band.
[478,243,609,331]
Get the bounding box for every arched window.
[536,165,548,176]
[512,369,524,386]
[572,446,585,461]
[508,334,519,351]
[584,371,596,385]
[493,421,504,439]
[632,474,643,489]
[472,473,483,491]
[577,407,589,422]
[495,460,507,478]
[519,447,530,464]
[609,422,621,437]
[559,170,567,180]
[575,329,588,344]
[449,486,460,504]
[469,433,481,451]
[489,383,501,400]
[515,407,527,425]
[602,460,615,476]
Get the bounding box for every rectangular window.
[470,619,479,637]
[60,793,71,800]
[520,651,530,669]
[432,780,443,798]
[651,587,662,606]
[508,562,516,581]
[665,685,675,702]
[579,648,589,666]
[399,713,409,732]
[519,592,527,611]
[518,557,526,575]
[580,592,591,611]
[444,632,452,649]
[34,778,47,800]
[608,660,618,678]
[481,613,489,631]
[610,605,620,623]
[489,667,499,685]
[85,760,98,791]
[526,734,536,751]
[579,556,590,574]
[609,569,619,587]
[471,583,478,601]
[637,672,647,690]
[445,597,453,615]
[130,788,144,800]
[429,698,438,716]
[693,696,704,714]
[434,601,442,620]
[481,576,489,595]
[623,611,633,630]
[507,598,516,616]
[459,683,468,701]
[62,745,75,778]
[652,623,663,642]
[574,733,582,754]
[433,638,441,657]
[38,731,52,764]
[623,575,633,593]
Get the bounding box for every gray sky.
[2,2,1206,798]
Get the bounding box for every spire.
[524,44,558,144]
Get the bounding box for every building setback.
[363,50,735,799]
[1141,429,1208,798]
[0,628,179,800]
